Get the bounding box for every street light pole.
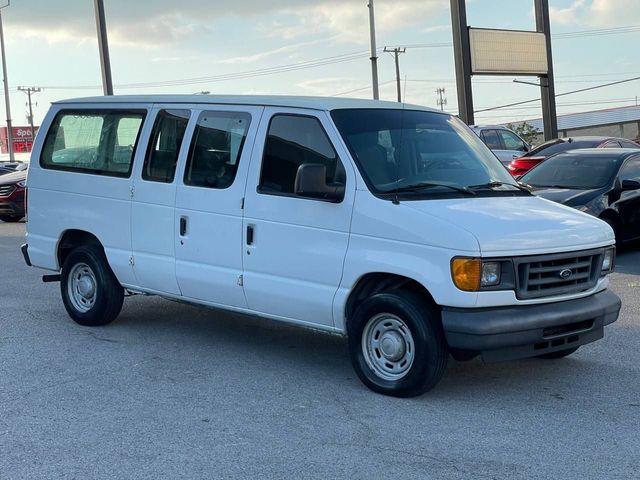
[368,0,379,100]
[94,0,113,95]
[0,1,14,161]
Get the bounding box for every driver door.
[241,108,355,327]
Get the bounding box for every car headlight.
[601,247,615,275]
[16,180,26,188]
[480,262,501,287]
[451,258,503,291]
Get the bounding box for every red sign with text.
[0,126,39,154]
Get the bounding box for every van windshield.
[331,109,524,199]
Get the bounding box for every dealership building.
[521,105,640,143]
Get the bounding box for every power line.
[474,75,640,113]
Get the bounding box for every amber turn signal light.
[451,257,482,292]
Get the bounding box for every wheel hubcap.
[68,263,97,313]
[362,313,415,381]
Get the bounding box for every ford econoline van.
[22,95,621,397]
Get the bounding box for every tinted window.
[525,139,601,158]
[481,130,502,149]
[498,130,526,151]
[41,110,145,177]
[259,115,342,196]
[603,141,622,148]
[143,109,190,183]
[521,153,620,189]
[332,109,519,197]
[619,157,640,181]
[184,111,251,189]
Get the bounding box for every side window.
[604,141,622,148]
[259,115,343,196]
[41,110,145,177]
[621,140,638,149]
[619,158,640,181]
[184,111,251,189]
[499,130,526,152]
[480,130,502,150]
[142,109,190,183]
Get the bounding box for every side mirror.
[294,164,345,203]
[522,143,530,153]
[621,179,640,191]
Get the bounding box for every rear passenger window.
[41,110,146,177]
[143,109,190,183]
[480,130,502,150]
[184,111,251,189]
[259,115,342,195]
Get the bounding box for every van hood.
[402,195,613,255]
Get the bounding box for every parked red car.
[0,169,27,222]
[508,136,640,176]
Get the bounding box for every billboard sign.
[469,28,548,75]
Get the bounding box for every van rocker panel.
[441,290,621,361]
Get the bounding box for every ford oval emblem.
[559,269,573,279]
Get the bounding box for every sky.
[1,0,639,128]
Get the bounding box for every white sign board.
[469,28,548,75]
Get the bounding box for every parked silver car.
[471,125,530,166]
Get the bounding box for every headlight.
[601,247,615,274]
[451,258,503,291]
[481,262,501,287]
[16,180,26,188]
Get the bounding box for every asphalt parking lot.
[1,221,639,480]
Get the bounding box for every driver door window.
[498,130,527,152]
[258,115,344,197]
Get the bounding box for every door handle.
[246,225,254,245]
[180,216,188,236]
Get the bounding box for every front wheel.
[60,246,124,326]
[347,291,448,398]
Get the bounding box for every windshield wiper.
[468,181,530,193]
[381,182,476,196]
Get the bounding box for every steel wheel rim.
[67,262,97,313]
[362,313,415,381]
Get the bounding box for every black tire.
[60,245,124,326]
[0,214,23,222]
[347,290,448,398]
[537,346,579,359]
[601,217,619,243]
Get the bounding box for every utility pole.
[384,47,406,103]
[367,1,379,100]
[436,87,447,111]
[0,0,14,161]
[534,0,558,140]
[94,0,113,95]
[17,86,41,144]
[450,0,474,125]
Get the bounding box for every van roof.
[54,94,442,113]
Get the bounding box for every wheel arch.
[344,272,438,327]
[57,229,104,269]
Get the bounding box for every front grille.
[515,249,604,299]
[0,185,15,197]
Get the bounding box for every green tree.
[505,122,541,146]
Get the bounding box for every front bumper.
[0,187,26,217]
[441,290,621,361]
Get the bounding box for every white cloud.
[550,0,640,26]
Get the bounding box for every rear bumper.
[441,290,621,361]
[21,243,31,267]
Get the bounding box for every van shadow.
[105,296,630,403]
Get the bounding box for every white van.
[22,95,621,397]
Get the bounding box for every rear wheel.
[537,346,579,359]
[0,214,23,222]
[347,290,448,398]
[60,245,124,326]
